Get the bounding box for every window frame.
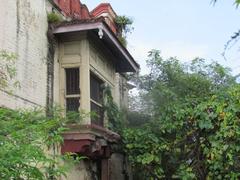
[64,67,81,112]
[90,72,105,126]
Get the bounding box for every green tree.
[123,50,239,179]
[0,107,83,179]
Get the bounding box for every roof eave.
[53,21,140,73]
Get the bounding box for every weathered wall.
[0,0,48,109]
[89,44,115,88]
[118,74,130,108]
[0,0,130,110]
[62,160,93,180]
[114,73,131,108]
[56,33,90,124]
[56,34,118,124]
[0,1,132,179]
[110,153,132,180]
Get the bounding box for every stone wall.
[0,0,48,109]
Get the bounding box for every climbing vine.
[103,86,126,133]
[47,13,63,24]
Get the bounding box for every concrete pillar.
[80,38,90,124]
[102,159,110,180]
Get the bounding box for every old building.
[0,0,139,179]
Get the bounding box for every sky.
[84,0,240,75]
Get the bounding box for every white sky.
[85,0,240,75]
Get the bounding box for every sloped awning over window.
[53,20,140,73]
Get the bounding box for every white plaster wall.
[0,0,48,109]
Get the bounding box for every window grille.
[90,74,104,126]
[65,68,80,112]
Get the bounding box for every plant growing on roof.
[115,15,134,47]
[47,12,63,23]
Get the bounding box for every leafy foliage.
[0,107,83,179]
[123,50,239,179]
[0,50,19,90]
[47,13,63,23]
[115,15,133,35]
[115,15,133,47]
[126,110,150,128]
[103,86,126,133]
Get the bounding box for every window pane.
[66,97,80,112]
[91,102,104,126]
[66,68,80,95]
[90,74,103,103]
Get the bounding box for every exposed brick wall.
[91,3,116,18]
[81,4,91,19]
[70,0,81,19]
[54,1,118,33]
[103,17,117,34]
[54,0,71,16]
[91,3,118,33]
[53,0,91,19]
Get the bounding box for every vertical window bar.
[90,73,104,126]
[65,68,80,112]
[66,68,80,95]
[66,98,80,112]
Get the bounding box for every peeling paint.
[1,0,48,108]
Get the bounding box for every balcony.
[61,124,120,158]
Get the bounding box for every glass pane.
[66,97,80,112]
[66,68,80,95]
[90,74,103,104]
[91,102,104,126]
